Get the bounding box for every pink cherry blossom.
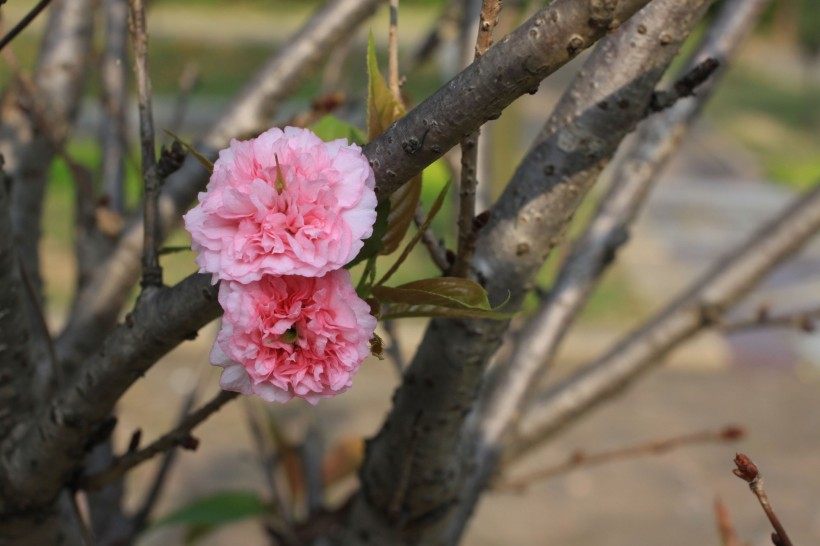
[211,269,377,404]
[184,126,377,282]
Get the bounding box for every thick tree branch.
[467,0,768,519]
[346,1,705,544]
[0,161,35,441]
[364,0,651,200]
[512,180,820,460]
[0,273,220,515]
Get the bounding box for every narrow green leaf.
[365,33,422,256]
[379,303,514,321]
[163,129,214,173]
[375,179,451,287]
[152,490,268,530]
[381,174,422,256]
[346,199,390,269]
[366,32,404,141]
[373,277,513,320]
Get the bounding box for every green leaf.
[309,115,366,145]
[346,199,390,269]
[381,173,422,256]
[366,32,404,141]
[152,490,269,544]
[163,129,214,173]
[365,33,422,256]
[375,179,450,287]
[372,278,514,320]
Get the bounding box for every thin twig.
[129,387,199,533]
[79,390,238,491]
[388,0,400,99]
[413,203,450,273]
[732,453,794,546]
[0,0,52,51]
[648,57,720,113]
[242,401,294,527]
[498,426,744,492]
[17,259,62,390]
[128,0,162,288]
[167,62,201,135]
[715,497,744,546]
[382,319,406,378]
[452,0,502,278]
[722,304,819,333]
[69,492,97,546]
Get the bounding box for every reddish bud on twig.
[721,426,745,441]
[732,452,759,482]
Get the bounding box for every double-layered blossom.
[184,126,377,283]
[211,270,377,404]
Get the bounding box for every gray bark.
[513,180,820,458]
[342,0,712,544]
[0,274,219,520]
[0,0,94,391]
[467,0,769,524]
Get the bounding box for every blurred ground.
[2,1,819,545]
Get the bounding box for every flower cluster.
[184,127,378,404]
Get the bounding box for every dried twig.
[0,0,52,51]
[732,453,794,546]
[128,387,199,534]
[388,0,400,99]
[167,62,201,135]
[79,389,238,491]
[452,0,502,278]
[413,203,450,273]
[128,0,162,288]
[381,319,406,377]
[498,426,744,492]
[715,497,745,546]
[722,304,819,333]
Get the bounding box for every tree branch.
[128,0,162,288]
[0,273,220,515]
[347,1,703,543]
[0,0,52,51]
[99,0,129,214]
[452,0,502,278]
[467,0,768,521]
[497,425,743,492]
[79,389,237,492]
[512,179,820,460]
[732,453,794,546]
[722,303,820,333]
[0,160,36,441]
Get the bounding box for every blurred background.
[1,0,819,544]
